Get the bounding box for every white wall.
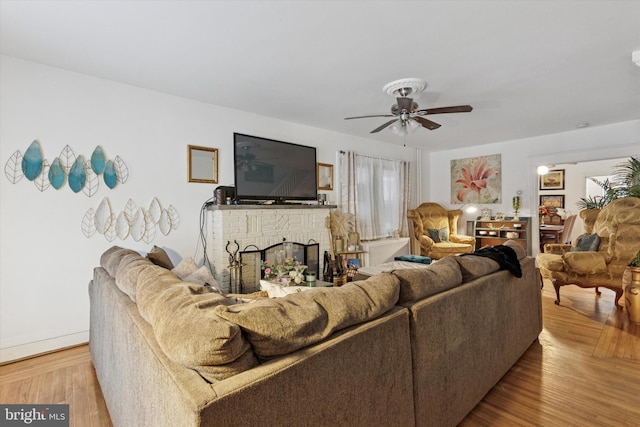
[425,120,640,253]
[0,56,418,362]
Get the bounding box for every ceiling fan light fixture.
[407,119,421,131]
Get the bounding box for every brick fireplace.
[205,204,335,292]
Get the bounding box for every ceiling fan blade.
[370,119,398,133]
[416,105,473,115]
[345,114,394,120]
[396,97,413,112]
[414,116,441,130]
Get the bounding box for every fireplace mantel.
[205,204,336,292]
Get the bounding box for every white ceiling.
[1,0,639,151]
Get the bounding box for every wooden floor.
[1,281,639,426]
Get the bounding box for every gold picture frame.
[188,145,218,184]
[317,162,333,190]
[539,169,565,190]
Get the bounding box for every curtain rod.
[339,150,408,164]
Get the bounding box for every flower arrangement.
[538,206,550,216]
[261,257,305,283]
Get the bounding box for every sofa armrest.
[419,235,436,250]
[450,234,476,245]
[543,243,572,255]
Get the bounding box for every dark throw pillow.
[426,228,441,243]
[146,245,175,270]
[426,227,449,243]
[570,233,600,252]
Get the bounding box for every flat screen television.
[233,133,317,203]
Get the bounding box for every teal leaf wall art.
[68,155,87,193]
[103,160,118,189]
[21,140,44,181]
[90,146,106,175]
[3,141,129,196]
[83,198,180,242]
[48,158,67,190]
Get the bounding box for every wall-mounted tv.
[233,133,317,203]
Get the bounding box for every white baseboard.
[0,330,89,364]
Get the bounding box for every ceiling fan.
[345,78,473,135]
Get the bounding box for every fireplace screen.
[239,241,319,294]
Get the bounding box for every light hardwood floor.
[1,280,639,426]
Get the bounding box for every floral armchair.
[537,197,640,308]
[407,202,476,260]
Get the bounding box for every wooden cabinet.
[474,217,531,255]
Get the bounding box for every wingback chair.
[407,202,476,259]
[537,197,640,309]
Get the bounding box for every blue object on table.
[394,255,432,264]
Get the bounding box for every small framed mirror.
[317,162,333,190]
[188,145,218,183]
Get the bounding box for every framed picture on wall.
[539,169,565,190]
[539,194,565,209]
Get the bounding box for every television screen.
[233,133,317,203]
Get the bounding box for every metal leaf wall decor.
[82,197,180,242]
[3,140,129,196]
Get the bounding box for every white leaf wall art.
[59,145,77,174]
[4,150,24,184]
[142,210,156,244]
[82,197,179,242]
[4,141,129,195]
[167,205,180,230]
[158,209,172,236]
[94,198,113,234]
[33,160,51,192]
[115,212,130,240]
[83,160,99,197]
[82,208,97,238]
[148,197,162,224]
[103,217,117,242]
[130,208,145,242]
[124,199,138,223]
[114,156,129,184]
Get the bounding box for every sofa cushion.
[214,273,400,358]
[454,255,500,283]
[504,239,527,260]
[150,284,257,381]
[172,257,199,279]
[392,255,463,303]
[114,253,158,302]
[100,246,140,278]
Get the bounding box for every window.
[339,151,409,240]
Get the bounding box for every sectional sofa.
[89,240,542,426]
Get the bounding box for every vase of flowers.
[538,206,550,225]
[261,257,306,285]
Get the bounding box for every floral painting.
[451,154,502,204]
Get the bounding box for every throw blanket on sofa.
[460,245,522,278]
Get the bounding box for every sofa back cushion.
[454,256,500,283]
[214,273,400,358]
[391,255,463,303]
[148,284,258,382]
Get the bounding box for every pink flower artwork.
[451,154,501,204]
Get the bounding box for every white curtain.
[339,151,410,241]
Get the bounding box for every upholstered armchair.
[537,197,640,309]
[407,202,476,260]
